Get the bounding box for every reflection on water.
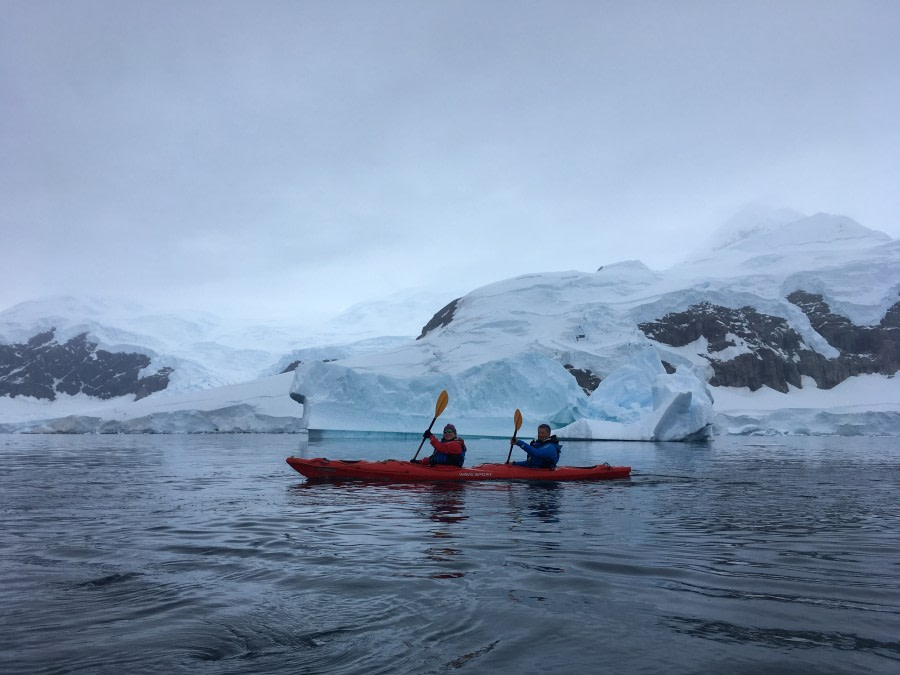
[522,482,562,523]
[1,434,899,674]
[423,484,467,577]
[425,484,468,525]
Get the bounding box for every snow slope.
[2,209,898,437]
[0,373,305,434]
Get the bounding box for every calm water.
[1,434,899,674]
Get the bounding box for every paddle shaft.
[505,409,523,464]
[412,390,450,461]
[412,415,439,461]
[505,436,517,464]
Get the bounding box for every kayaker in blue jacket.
[511,424,561,468]
[416,423,467,467]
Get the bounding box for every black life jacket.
[530,436,561,468]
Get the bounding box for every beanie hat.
[443,424,457,433]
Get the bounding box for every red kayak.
[286,457,631,482]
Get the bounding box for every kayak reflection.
[426,483,468,525]
[424,484,467,578]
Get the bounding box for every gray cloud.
[2,0,898,322]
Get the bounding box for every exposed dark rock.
[134,367,175,401]
[417,298,460,340]
[280,360,302,374]
[639,297,900,392]
[563,364,601,395]
[639,301,801,353]
[661,360,676,374]
[787,290,899,382]
[789,291,871,351]
[0,329,173,401]
[882,299,900,329]
[28,329,56,347]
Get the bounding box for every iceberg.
[289,346,714,441]
[551,347,713,441]
[288,351,590,436]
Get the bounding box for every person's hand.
[423,430,432,439]
[510,438,517,445]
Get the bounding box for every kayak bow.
[286,457,631,482]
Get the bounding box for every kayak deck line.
[286,457,631,482]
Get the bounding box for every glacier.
[2,208,899,438]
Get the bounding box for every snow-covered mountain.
[1,209,898,437]
[0,296,417,433]
[0,295,420,391]
[286,209,899,438]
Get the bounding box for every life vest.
[523,437,561,468]
[535,450,560,469]
[429,438,467,467]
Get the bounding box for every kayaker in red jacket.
[416,423,467,467]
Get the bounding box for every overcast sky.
[3,0,899,324]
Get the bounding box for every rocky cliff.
[0,329,172,401]
[639,294,900,392]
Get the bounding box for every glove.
[423,430,432,439]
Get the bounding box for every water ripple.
[2,435,899,674]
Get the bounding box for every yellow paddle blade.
[513,408,523,434]
[435,389,450,417]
